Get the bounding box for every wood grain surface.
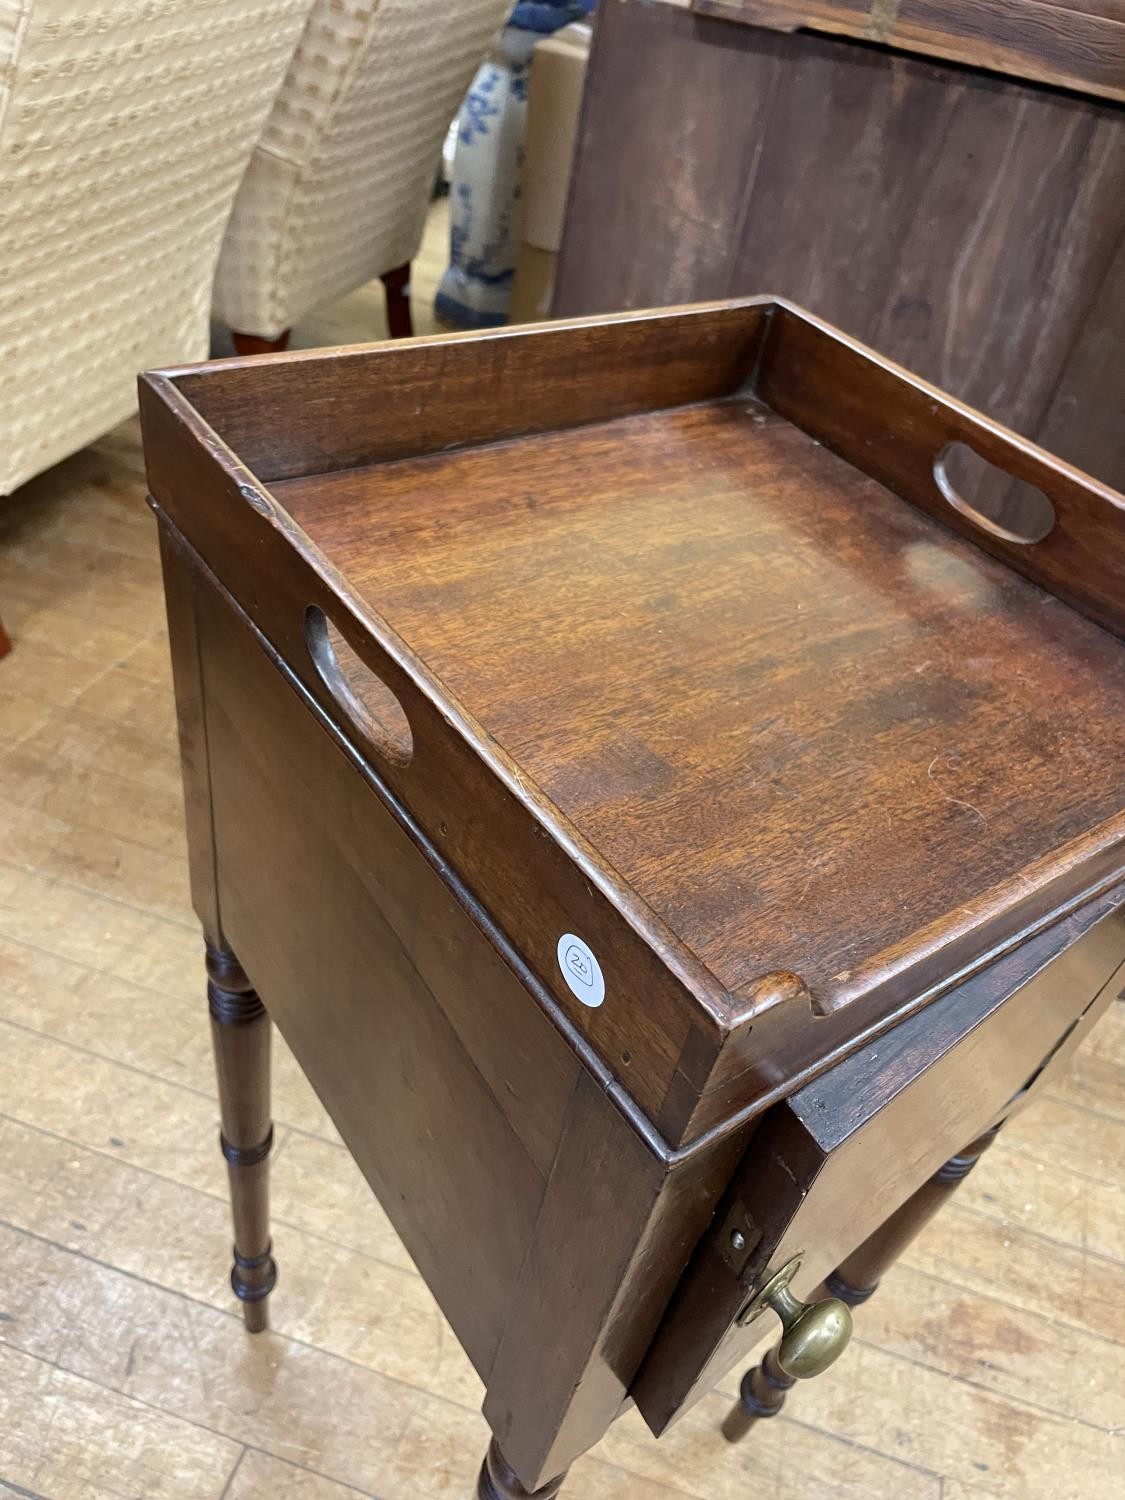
[554,0,1125,506]
[271,373,1125,1019]
[692,0,1125,101]
[142,299,1125,1154]
[143,290,1125,1483]
[636,894,1125,1430]
[4,208,1124,1497]
[0,296,1123,1493]
[179,538,577,1376]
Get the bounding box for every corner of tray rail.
[725,296,793,398]
[138,360,215,403]
[650,970,820,1150]
[136,366,213,452]
[136,366,177,418]
[137,369,201,508]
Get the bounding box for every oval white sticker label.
[557,933,605,1008]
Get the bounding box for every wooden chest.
[553,0,1125,514]
[140,301,1125,1494]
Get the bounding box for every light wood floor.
[1,206,1124,1500]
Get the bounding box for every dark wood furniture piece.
[694,0,1125,101]
[140,301,1125,1497]
[553,0,1125,511]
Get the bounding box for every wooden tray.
[140,298,1125,1151]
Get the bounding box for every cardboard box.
[510,242,558,324]
[509,21,591,323]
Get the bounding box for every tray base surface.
[274,398,1125,1010]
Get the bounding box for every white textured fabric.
[0,0,311,495]
[212,0,510,339]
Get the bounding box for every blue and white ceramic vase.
[435,2,592,330]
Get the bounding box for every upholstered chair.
[211,0,511,353]
[0,0,312,499]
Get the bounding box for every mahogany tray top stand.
[139,299,1125,1499]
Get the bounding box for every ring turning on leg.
[206,942,276,1332]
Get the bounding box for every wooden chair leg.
[722,1125,1001,1442]
[207,942,276,1332]
[476,1438,568,1499]
[231,329,291,356]
[0,613,11,659]
[380,260,414,339]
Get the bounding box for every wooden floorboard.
[1,202,1123,1498]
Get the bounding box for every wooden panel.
[1030,229,1125,488]
[143,299,1125,1147]
[758,303,1125,640]
[141,370,744,1150]
[272,394,1125,1024]
[158,527,221,945]
[693,0,1125,102]
[727,46,1125,455]
[557,4,787,315]
[634,891,1125,1431]
[485,1071,750,1488]
[554,1,1125,497]
[188,551,581,1376]
[164,302,770,482]
[162,544,756,1493]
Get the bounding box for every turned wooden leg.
[720,1341,795,1443]
[722,1125,1000,1442]
[380,260,413,339]
[231,329,291,356]
[0,613,11,659]
[476,1438,567,1499]
[207,942,276,1332]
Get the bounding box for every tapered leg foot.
[231,329,291,356]
[207,942,276,1332]
[476,1439,567,1499]
[380,260,413,339]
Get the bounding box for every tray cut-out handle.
[934,441,1056,545]
[305,604,414,767]
[758,302,1125,639]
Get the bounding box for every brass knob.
[736,1254,853,1379]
